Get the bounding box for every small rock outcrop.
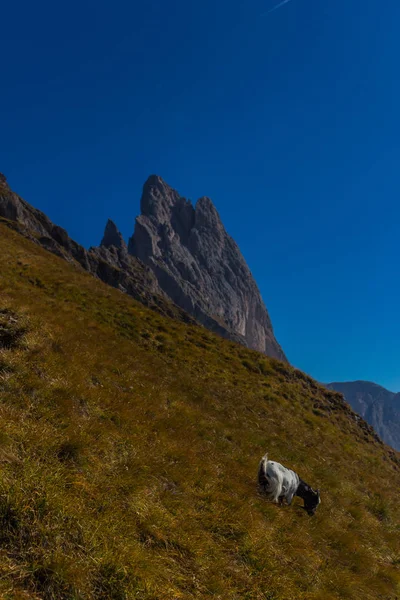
[128,176,286,360]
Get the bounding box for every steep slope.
[0,220,399,600]
[327,381,400,451]
[128,176,286,360]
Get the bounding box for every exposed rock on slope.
[129,176,286,360]
[327,381,400,450]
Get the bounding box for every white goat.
[258,453,320,516]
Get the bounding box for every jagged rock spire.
[101,219,127,251]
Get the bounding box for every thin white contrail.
[263,0,294,15]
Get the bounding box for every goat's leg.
[272,492,280,504]
[286,492,295,506]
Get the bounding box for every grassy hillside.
[0,220,399,600]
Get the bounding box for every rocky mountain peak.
[0,170,286,361]
[140,175,181,221]
[129,176,286,361]
[101,219,127,251]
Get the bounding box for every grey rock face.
[128,175,286,360]
[327,381,400,450]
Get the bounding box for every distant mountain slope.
[327,381,400,450]
[0,219,398,599]
[0,172,285,360]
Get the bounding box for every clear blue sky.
[2,0,400,390]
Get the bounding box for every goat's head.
[303,488,321,516]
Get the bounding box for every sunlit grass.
[0,221,398,599]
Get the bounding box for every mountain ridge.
[0,172,285,360]
[0,172,195,326]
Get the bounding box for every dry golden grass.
[0,221,399,599]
